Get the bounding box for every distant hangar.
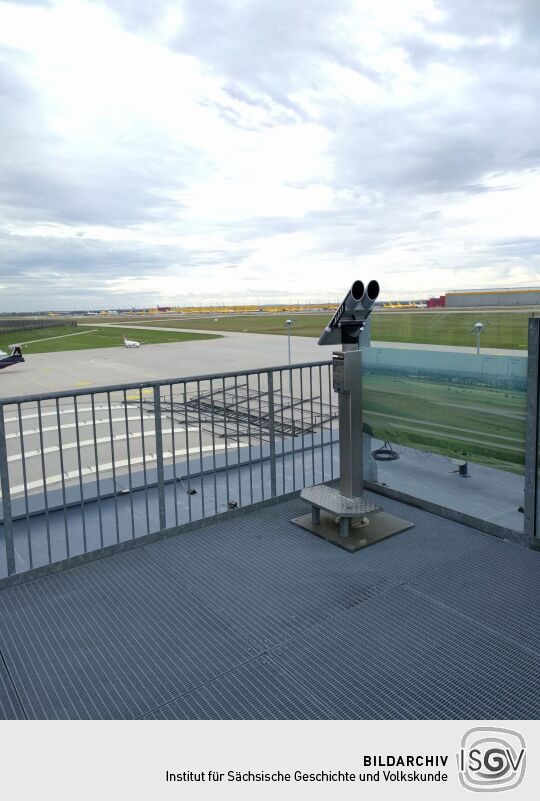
[446,287,540,308]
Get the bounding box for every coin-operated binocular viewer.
[293,279,412,551]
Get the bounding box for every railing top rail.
[0,359,332,406]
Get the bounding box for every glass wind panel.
[362,346,527,533]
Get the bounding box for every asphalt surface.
[0,330,526,535]
[0,325,525,399]
[0,330,325,397]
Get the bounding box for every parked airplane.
[0,345,25,370]
[123,335,141,348]
[383,301,427,310]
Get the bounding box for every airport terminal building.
[446,286,540,307]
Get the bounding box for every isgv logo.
[457,727,526,792]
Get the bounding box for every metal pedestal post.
[293,345,413,551]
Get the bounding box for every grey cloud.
[1,0,540,309]
[0,55,210,227]
[0,228,252,278]
[429,0,540,42]
[491,238,540,256]
[162,0,373,117]
[0,141,197,227]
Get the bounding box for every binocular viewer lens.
[318,278,380,346]
[351,280,380,302]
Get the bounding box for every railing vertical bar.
[90,394,104,549]
[106,392,120,544]
[309,367,315,484]
[222,376,230,507]
[257,372,265,499]
[319,365,326,481]
[328,363,335,480]
[283,367,296,492]
[139,387,150,534]
[246,373,254,505]
[196,380,205,519]
[234,375,242,508]
[182,382,193,522]
[54,398,70,558]
[153,385,167,531]
[169,384,179,527]
[525,317,539,546]
[209,378,218,515]
[0,407,16,576]
[267,371,277,498]
[17,403,33,569]
[37,399,52,563]
[299,368,306,487]
[279,369,286,494]
[122,389,136,539]
[289,366,296,492]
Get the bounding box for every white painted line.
[5,416,144,439]
[3,404,149,423]
[3,442,247,496]
[15,329,100,346]
[6,427,201,461]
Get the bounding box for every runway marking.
[15,329,99,346]
[5,416,152,439]
[2,404,151,423]
[6,427,202,461]
[4,442,247,496]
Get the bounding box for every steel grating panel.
[0,549,259,719]
[0,492,538,720]
[341,492,491,580]
[145,499,399,647]
[412,537,540,653]
[269,586,540,719]
[0,656,24,719]
[142,657,332,720]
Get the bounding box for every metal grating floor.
[0,654,24,720]
[1,492,540,719]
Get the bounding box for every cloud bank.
[1,0,539,309]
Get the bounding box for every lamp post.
[473,322,483,355]
[285,319,293,364]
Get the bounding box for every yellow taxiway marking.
[75,381,92,387]
[126,388,154,400]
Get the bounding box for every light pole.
[285,319,293,364]
[473,322,483,354]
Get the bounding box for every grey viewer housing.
[318,280,380,346]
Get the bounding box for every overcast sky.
[1,0,539,310]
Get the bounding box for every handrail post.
[0,408,16,575]
[153,386,167,531]
[268,372,277,497]
[525,318,539,547]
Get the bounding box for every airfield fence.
[0,319,76,335]
[0,360,338,585]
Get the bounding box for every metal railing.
[525,318,540,547]
[2,334,539,588]
[0,360,337,585]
